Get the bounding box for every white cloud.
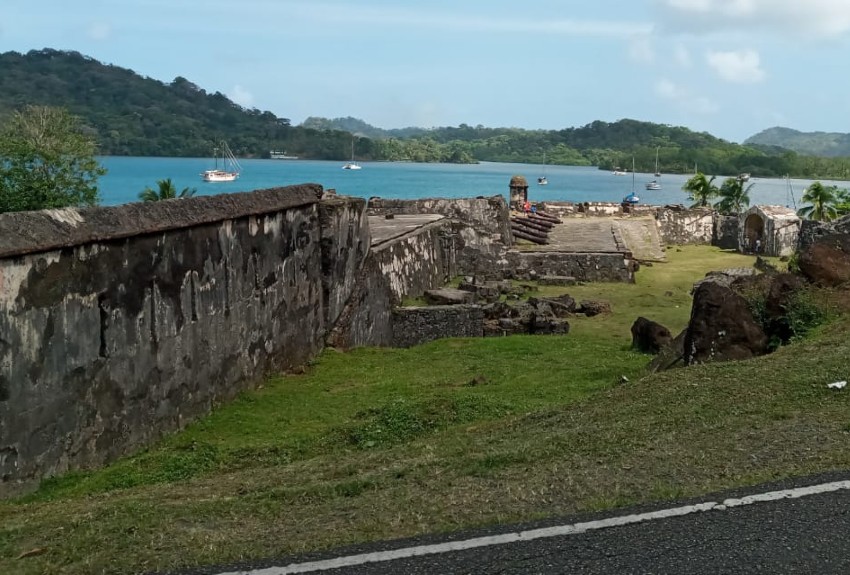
[87,22,112,41]
[655,78,719,114]
[706,49,765,83]
[657,0,850,36]
[229,85,255,108]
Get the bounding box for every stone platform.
[369,214,445,246]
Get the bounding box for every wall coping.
[0,184,323,258]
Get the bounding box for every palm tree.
[682,172,718,208]
[797,181,838,221]
[714,177,753,215]
[138,178,196,202]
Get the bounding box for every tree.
[714,177,754,214]
[0,105,105,213]
[683,172,718,208]
[138,178,196,201]
[797,181,838,221]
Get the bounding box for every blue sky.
[3,0,850,143]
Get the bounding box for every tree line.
[3,49,850,180]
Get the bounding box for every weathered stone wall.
[505,251,636,283]
[319,196,370,328]
[325,255,394,349]
[368,196,512,244]
[392,305,485,348]
[371,221,454,303]
[0,185,375,493]
[713,214,740,249]
[656,207,714,245]
[368,197,514,283]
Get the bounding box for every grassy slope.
[3,246,849,574]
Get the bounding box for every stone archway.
[743,213,765,253]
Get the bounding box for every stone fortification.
[0,185,369,493]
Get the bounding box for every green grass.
[2,246,841,575]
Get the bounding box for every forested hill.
[3,49,850,179]
[0,49,344,158]
[745,127,850,158]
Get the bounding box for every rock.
[684,282,768,365]
[647,329,687,373]
[578,300,612,317]
[798,233,850,286]
[423,288,475,305]
[529,316,570,335]
[457,281,500,303]
[692,267,758,293]
[630,317,673,354]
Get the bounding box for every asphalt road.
[179,474,850,575]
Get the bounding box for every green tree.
[139,178,196,201]
[714,177,754,214]
[683,172,718,208]
[0,105,105,213]
[797,181,838,221]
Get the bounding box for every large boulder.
[798,233,850,286]
[684,281,769,365]
[630,317,673,354]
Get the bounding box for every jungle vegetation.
[3,49,850,180]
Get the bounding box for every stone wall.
[656,206,714,245]
[368,195,513,280]
[505,251,636,283]
[713,214,740,250]
[371,220,454,303]
[392,305,485,348]
[0,185,373,493]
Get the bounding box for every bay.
[97,156,833,210]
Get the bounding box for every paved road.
[198,475,850,575]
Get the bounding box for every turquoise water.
[98,156,824,209]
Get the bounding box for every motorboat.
[645,180,661,190]
[613,167,627,176]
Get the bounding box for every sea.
[96,156,835,210]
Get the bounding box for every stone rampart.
[0,185,372,493]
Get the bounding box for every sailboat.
[201,141,241,182]
[645,147,661,189]
[624,157,639,204]
[654,146,661,177]
[342,138,362,170]
[537,151,548,185]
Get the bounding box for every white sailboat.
[201,141,241,182]
[624,157,639,204]
[537,151,548,185]
[342,139,361,170]
[654,146,661,177]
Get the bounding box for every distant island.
[1,49,850,179]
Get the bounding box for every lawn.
[4,246,847,575]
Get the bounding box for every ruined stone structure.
[0,175,816,494]
[740,205,800,257]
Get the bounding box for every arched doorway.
[743,213,765,253]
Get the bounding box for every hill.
[745,127,850,158]
[4,49,850,178]
[0,49,354,158]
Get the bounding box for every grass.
[2,246,842,575]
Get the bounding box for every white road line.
[216,479,850,575]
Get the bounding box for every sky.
[3,0,850,143]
